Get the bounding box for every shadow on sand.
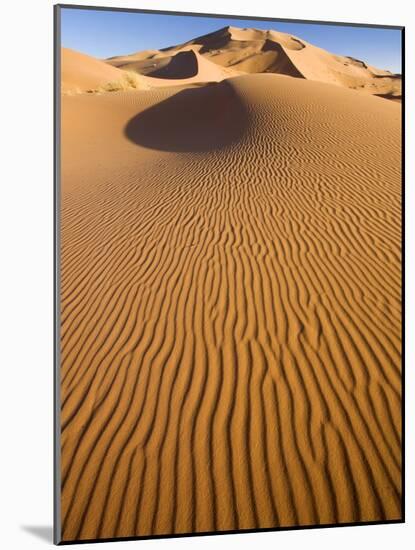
[150,51,199,79]
[124,80,248,153]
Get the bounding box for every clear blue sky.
[60,7,402,73]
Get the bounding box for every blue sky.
[60,7,402,74]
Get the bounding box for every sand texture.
[60,30,402,543]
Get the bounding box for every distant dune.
[141,50,240,86]
[62,25,401,98]
[106,26,401,99]
[62,46,238,92]
[60,69,401,542]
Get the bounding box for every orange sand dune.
[107,26,401,98]
[107,49,239,86]
[61,48,126,93]
[60,73,401,542]
[62,47,238,92]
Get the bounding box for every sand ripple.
[60,74,402,541]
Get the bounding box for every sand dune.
[107,26,401,98]
[61,48,127,93]
[62,47,239,92]
[60,73,401,542]
[107,49,239,86]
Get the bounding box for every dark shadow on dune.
[374,73,402,79]
[290,37,306,50]
[374,92,402,101]
[150,51,199,79]
[262,40,305,78]
[21,525,53,543]
[125,81,249,153]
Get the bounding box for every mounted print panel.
[54,4,403,544]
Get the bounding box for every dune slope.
[61,47,128,93]
[107,26,401,98]
[106,49,239,87]
[60,74,401,542]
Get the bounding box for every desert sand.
[60,26,402,543]
[106,26,402,99]
[61,48,127,93]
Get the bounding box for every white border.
[1,1,412,548]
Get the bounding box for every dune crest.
[105,25,401,99]
[141,49,240,86]
[61,46,240,93]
